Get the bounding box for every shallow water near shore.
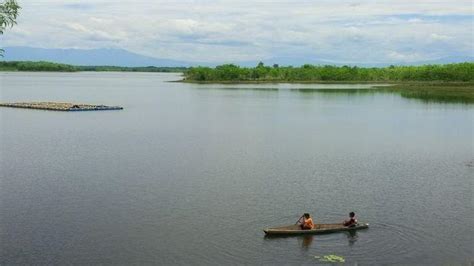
[1,72,473,264]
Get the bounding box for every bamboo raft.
[0,102,123,111]
[264,223,369,236]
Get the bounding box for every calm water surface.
[1,72,473,265]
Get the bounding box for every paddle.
[295,215,304,225]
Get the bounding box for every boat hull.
[264,223,369,235]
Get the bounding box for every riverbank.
[182,62,474,103]
[2,61,472,103]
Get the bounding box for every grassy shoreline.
[182,63,474,103]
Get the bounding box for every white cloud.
[430,33,452,41]
[1,0,472,63]
[387,51,426,62]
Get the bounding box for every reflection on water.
[295,88,375,94]
[264,230,357,250]
[301,235,314,249]
[198,87,280,92]
[397,91,474,104]
[264,230,359,250]
[345,230,358,246]
[294,88,377,101]
[263,234,315,250]
[295,88,473,104]
[195,85,473,104]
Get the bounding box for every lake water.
[1,72,473,265]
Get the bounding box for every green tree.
[184,62,474,82]
[0,0,20,56]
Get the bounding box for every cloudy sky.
[1,0,473,64]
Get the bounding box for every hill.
[1,47,190,67]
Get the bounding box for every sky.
[1,0,473,64]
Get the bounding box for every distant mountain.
[1,46,192,67]
[1,46,472,67]
[258,55,474,67]
[229,56,474,68]
[220,55,344,67]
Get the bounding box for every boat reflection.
[264,230,359,249]
[301,235,314,249]
[345,230,358,245]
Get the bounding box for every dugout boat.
[264,223,369,236]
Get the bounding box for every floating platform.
[0,102,123,111]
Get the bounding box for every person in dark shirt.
[343,212,357,227]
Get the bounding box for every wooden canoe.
[263,223,369,236]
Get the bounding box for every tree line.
[2,60,473,81]
[184,62,474,82]
[0,61,77,71]
[0,61,187,72]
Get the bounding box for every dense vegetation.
[0,61,187,72]
[185,62,474,82]
[0,61,77,71]
[1,61,472,103]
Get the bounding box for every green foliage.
[314,255,345,263]
[185,62,474,82]
[0,0,19,33]
[0,0,20,56]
